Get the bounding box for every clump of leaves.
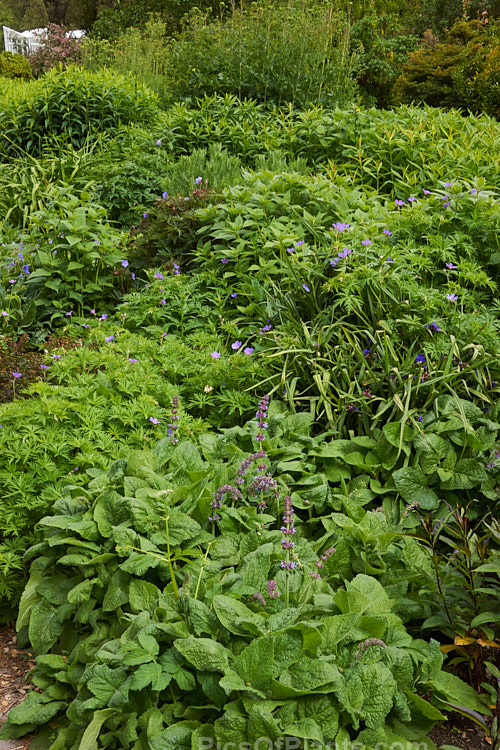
[0,404,489,749]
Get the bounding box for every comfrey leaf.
[233,637,274,692]
[173,636,230,673]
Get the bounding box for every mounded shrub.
[0,51,32,79]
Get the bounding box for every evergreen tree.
[21,0,49,29]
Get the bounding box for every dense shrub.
[394,18,500,117]
[0,51,31,79]
[28,24,82,76]
[0,66,160,159]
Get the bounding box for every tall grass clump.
[162,0,358,108]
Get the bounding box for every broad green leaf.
[8,691,66,726]
[393,467,440,509]
[212,594,264,636]
[129,579,160,613]
[173,636,230,673]
[28,599,65,654]
[79,708,117,750]
[233,637,274,692]
[87,665,129,705]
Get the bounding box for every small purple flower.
[426,322,441,332]
[90,309,95,314]
[65,310,73,317]
[22,264,29,273]
[286,247,294,253]
[156,139,162,146]
[128,358,139,363]
[383,229,392,236]
[230,293,237,298]
[131,273,136,280]
[1,311,8,317]
[330,258,339,267]
[153,272,164,279]
[82,324,90,328]
[363,347,371,357]
[12,372,22,378]
[160,299,166,305]
[52,354,62,359]
[395,199,405,207]
[244,347,254,355]
[211,351,221,359]
[443,201,450,208]
[332,222,350,232]
[100,314,108,321]
[423,189,431,195]
[417,415,423,422]
[105,335,114,342]
[361,239,372,246]
[231,340,242,349]
[121,259,129,268]
[40,364,50,370]
[470,188,477,195]
[447,293,458,302]
[445,262,457,270]
[260,324,272,334]
[302,283,310,292]
[338,248,352,259]
[415,353,426,364]
[143,212,148,219]
[162,191,168,199]
[444,182,453,187]
[195,176,203,184]
[220,258,229,264]
[8,280,16,284]
[386,257,394,264]
[295,240,305,246]
[149,417,160,424]
[173,263,180,275]
[408,196,417,202]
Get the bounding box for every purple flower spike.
[267,580,280,598]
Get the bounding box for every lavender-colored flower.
[173,263,180,275]
[220,258,229,264]
[445,262,457,270]
[231,340,242,349]
[22,264,29,273]
[280,560,297,570]
[383,229,392,236]
[260,324,272,334]
[295,240,305,247]
[40,364,50,370]
[332,222,350,232]
[121,259,129,268]
[160,299,166,305]
[470,188,477,194]
[415,353,426,364]
[267,580,280,598]
[162,191,168,199]
[386,257,394,264]
[363,347,371,358]
[320,546,336,562]
[417,415,423,422]
[195,176,203,184]
[100,314,108,321]
[65,310,73,316]
[330,258,339,267]
[1,311,8,317]
[210,351,221,359]
[395,199,405,207]
[443,201,450,208]
[230,293,237,298]
[131,273,136,280]
[128,358,139,363]
[153,272,164,279]
[149,417,160,424]
[447,293,458,302]
[244,347,253,355]
[235,450,267,485]
[286,247,294,253]
[444,182,453,187]
[156,139,162,146]
[169,395,180,444]
[105,335,114,342]
[423,189,431,195]
[408,196,417,202]
[12,372,22,378]
[90,309,95,314]
[338,247,352,259]
[143,212,148,218]
[209,484,243,523]
[361,239,372,246]
[255,394,270,447]
[81,324,90,329]
[52,354,62,359]
[302,283,310,292]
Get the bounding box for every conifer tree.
[21,0,49,30]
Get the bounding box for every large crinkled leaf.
[214,711,248,748]
[441,458,487,490]
[296,694,339,741]
[28,599,65,655]
[271,631,303,676]
[359,662,396,729]
[7,691,66,726]
[87,665,129,705]
[335,574,393,616]
[238,542,273,590]
[233,637,274,692]
[186,598,219,637]
[283,718,323,743]
[149,720,201,750]
[93,489,129,537]
[393,467,440,509]
[173,636,230,673]
[212,594,265,636]
[280,658,341,691]
[320,614,360,649]
[129,579,160,613]
[415,432,454,475]
[102,569,130,612]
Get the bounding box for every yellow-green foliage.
[0,52,32,79]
